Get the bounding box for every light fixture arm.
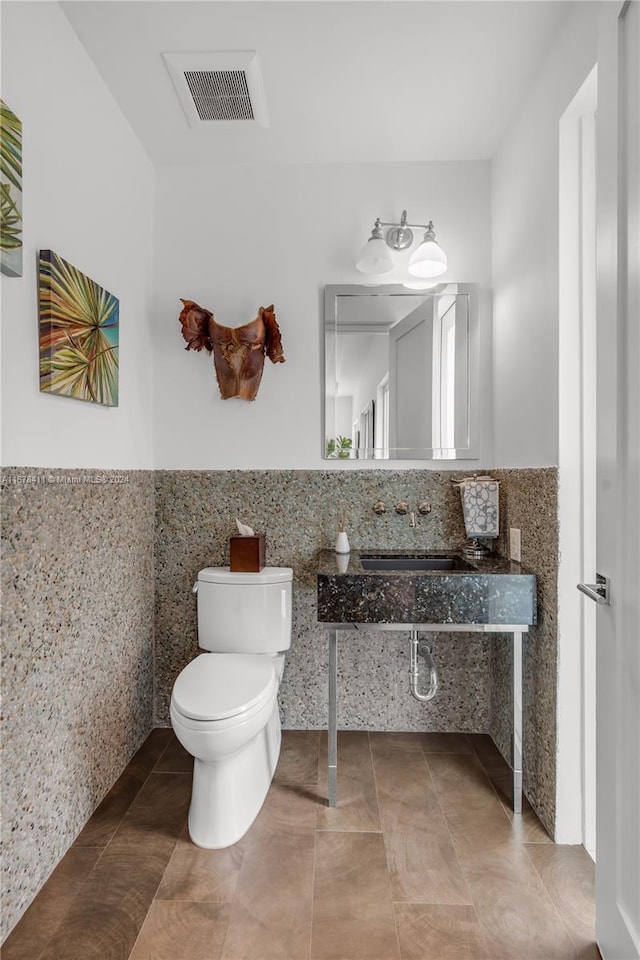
[375,210,434,233]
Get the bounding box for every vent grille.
[163,51,269,129]
[184,70,254,122]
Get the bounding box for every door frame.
[594,1,640,957]
[556,66,598,847]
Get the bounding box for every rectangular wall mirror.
[324,283,479,460]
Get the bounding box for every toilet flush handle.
[192,582,198,595]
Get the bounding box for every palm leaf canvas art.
[1,100,22,277]
[39,250,119,406]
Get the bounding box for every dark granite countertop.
[317,549,537,625]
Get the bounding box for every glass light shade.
[408,240,447,278]
[356,237,394,275]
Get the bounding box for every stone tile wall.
[0,469,155,941]
[1,465,558,941]
[155,468,558,835]
[490,468,559,834]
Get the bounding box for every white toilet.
[170,565,293,848]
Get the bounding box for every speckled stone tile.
[334,630,492,731]
[2,465,559,943]
[154,470,472,730]
[154,468,558,838]
[489,468,559,836]
[1,468,155,941]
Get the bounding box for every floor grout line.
[521,842,591,957]
[309,791,319,960]
[421,740,496,959]
[9,730,596,960]
[368,732,402,960]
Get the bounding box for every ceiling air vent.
[163,51,269,129]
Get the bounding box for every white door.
[388,299,435,454]
[594,2,640,957]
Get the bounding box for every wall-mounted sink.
[360,554,474,572]
[316,547,536,817]
[316,549,537,625]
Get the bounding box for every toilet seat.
[172,653,277,722]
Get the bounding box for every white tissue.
[235,518,255,536]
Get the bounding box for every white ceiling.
[61,0,572,166]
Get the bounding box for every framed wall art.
[1,100,22,278]
[39,250,119,406]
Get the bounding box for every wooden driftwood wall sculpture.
[178,299,285,401]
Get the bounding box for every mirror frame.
[323,282,480,461]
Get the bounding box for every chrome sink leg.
[512,630,523,815]
[328,629,337,807]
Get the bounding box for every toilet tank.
[196,567,293,653]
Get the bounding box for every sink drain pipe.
[409,630,438,702]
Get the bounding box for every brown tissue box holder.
[229,534,265,573]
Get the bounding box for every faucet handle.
[373,499,386,515]
[395,501,409,515]
[418,501,432,515]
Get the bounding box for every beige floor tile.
[311,831,400,960]
[154,733,194,773]
[38,772,191,959]
[155,827,244,902]
[129,901,229,960]
[469,733,509,770]
[75,729,172,848]
[108,772,192,855]
[371,734,471,904]
[379,798,472,905]
[394,903,491,960]
[7,730,599,960]
[132,728,175,767]
[370,731,437,798]
[316,731,381,832]
[419,733,474,755]
[221,835,315,959]
[274,729,320,784]
[1,846,102,960]
[74,766,151,848]
[454,837,578,960]
[38,845,170,960]
[427,752,501,800]
[427,753,514,850]
[525,843,596,951]
[369,731,428,757]
[486,766,553,842]
[244,779,320,845]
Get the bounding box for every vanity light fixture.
[356,210,447,279]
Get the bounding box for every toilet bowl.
[171,653,281,848]
[170,567,293,848]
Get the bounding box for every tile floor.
[2,729,599,960]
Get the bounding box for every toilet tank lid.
[198,566,293,585]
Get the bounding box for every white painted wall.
[492,1,600,844]
[491,1,599,468]
[0,2,154,470]
[152,161,492,469]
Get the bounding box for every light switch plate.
[509,527,521,562]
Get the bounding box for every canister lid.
[198,566,293,585]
